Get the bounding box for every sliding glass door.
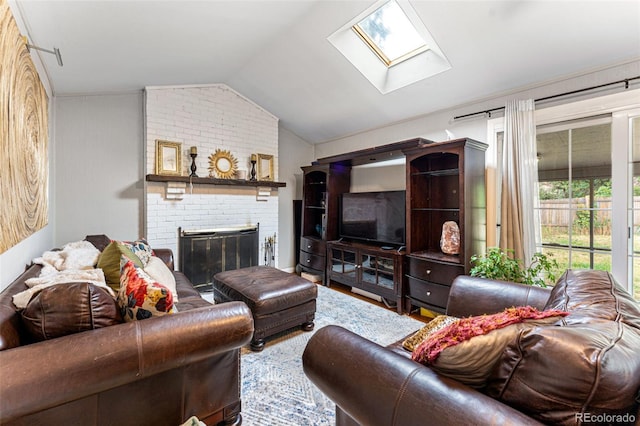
[535,118,612,280]
[628,116,640,300]
[487,90,640,298]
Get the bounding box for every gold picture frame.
[257,153,274,181]
[208,148,238,179]
[156,140,182,176]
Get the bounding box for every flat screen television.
[339,190,406,246]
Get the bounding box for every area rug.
[239,284,424,425]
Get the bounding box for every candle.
[251,154,257,162]
[190,146,197,155]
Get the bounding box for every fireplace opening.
[179,224,259,291]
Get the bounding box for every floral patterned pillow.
[118,257,175,321]
[121,238,154,267]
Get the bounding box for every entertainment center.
[298,137,487,314]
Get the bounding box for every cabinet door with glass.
[328,246,358,286]
[360,254,395,291]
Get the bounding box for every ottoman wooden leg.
[301,321,315,332]
[250,338,266,352]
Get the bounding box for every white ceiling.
[14,0,640,144]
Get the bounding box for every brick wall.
[144,84,279,266]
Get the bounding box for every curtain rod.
[452,75,640,121]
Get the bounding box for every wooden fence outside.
[539,197,640,231]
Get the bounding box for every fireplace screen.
[179,225,259,290]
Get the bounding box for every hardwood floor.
[322,281,430,323]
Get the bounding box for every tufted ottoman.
[213,266,317,351]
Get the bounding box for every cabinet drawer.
[300,250,326,271]
[300,237,326,256]
[407,277,450,309]
[407,257,463,285]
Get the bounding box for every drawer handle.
[426,291,431,297]
[307,245,312,249]
[306,259,311,263]
[426,269,432,275]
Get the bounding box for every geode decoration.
[440,221,460,255]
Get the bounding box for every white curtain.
[499,99,540,265]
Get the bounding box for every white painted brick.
[145,84,280,266]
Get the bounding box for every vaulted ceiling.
[13,0,640,144]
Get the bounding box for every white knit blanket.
[12,240,114,309]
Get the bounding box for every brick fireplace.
[144,84,280,267]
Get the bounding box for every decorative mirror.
[257,153,274,181]
[208,149,238,179]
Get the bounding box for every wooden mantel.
[145,174,286,188]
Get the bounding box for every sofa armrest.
[153,248,175,270]
[446,276,552,318]
[303,325,544,426]
[0,301,253,423]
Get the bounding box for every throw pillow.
[121,238,154,267]
[412,306,568,388]
[97,241,144,290]
[118,258,175,322]
[402,315,458,352]
[143,255,179,302]
[21,282,121,341]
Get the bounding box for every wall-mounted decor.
[257,153,274,181]
[208,148,238,179]
[0,0,50,254]
[155,140,182,176]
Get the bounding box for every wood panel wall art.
[0,0,49,254]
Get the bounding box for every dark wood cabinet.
[298,164,350,279]
[298,137,486,315]
[327,240,405,314]
[403,138,487,313]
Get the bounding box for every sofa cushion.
[486,270,640,424]
[21,282,121,341]
[117,258,175,321]
[412,306,567,389]
[143,256,178,302]
[97,241,144,290]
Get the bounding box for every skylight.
[353,0,428,67]
[327,0,451,94]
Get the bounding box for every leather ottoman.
[213,266,317,351]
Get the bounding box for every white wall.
[315,60,640,159]
[54,93,144,245]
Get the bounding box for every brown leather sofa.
[303,270,640,426]
[0,240,254,426]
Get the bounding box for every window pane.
[355,0,427,65]
[536,120,612,279]
[541,247,568,283]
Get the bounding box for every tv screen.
[339,191,406,246]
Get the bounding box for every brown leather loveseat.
[303,270,640,425]
[0,236,254,426]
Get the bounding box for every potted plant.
[470,247,559,287]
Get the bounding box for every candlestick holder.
[189,153,198,177]
[250,159,257,181]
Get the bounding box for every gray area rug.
[239,284,423,425]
